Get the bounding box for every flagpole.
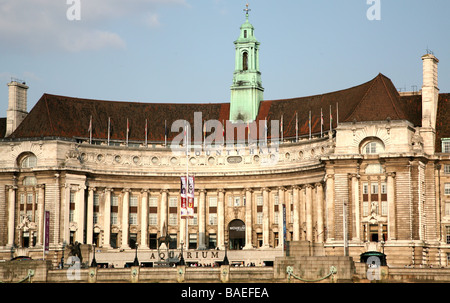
[89,115,92,144]
[185,122,189,250]
[321,108,323,137]
[108,117,110,146]
[309,111,311,140]
[145,119,148,146]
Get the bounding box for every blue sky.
[0,0,449,116]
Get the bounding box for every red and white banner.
[187,176,195,218]
[180,176,187,218]
[181,176,195,219]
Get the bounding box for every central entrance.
[228,219,245,250]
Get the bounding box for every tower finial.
[244,3,251,17]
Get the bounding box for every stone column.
[160,189,168,234]
[387,172,396,240]
[63,184,71,244]
[141,189,149,249]
[305,184,313,242]
[198,189,207,250]
[86,187,95,245]
[244,188,253,249]
[262,187,270,248]
[351,174,361,240]
[218,189,225,250]
[292,186,300,241]
[121,188,130,249]
[277,187,286,248]
[103,188,112,248]
[326,174,335,241]
[54,173,61,245]
[316,183,325,243]
[76,185,86,244]
[7,185,17,247]
[37,184,45,247]
[300,186,306,240]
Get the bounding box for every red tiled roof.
[8,73,425,142]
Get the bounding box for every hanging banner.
[187,176,195,218]
[180,177,187,218]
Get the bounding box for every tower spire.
[244,3,251,17]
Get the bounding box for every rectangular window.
[189,233,197,250]
[446,226,450,244]
[169,197,178,207]
[111,212,118,225]
[234,196,241,207]
[169,213,177,225]
[209,213,218,225]
[94,193,99,206]
[189,214,198,226]
[112,195,119,206]
[149,197,158,207]
[381,183,387,194]
[149,213,158,225]
[257,212,263,225]
[208,234,217,249]
[130,195,138,207]
[445,165,450,174]
[209,197,217,207]
[371,183,379,194]
[273,194,279,205]
[445,183,450,195]
[445,202,450,216]
[129,213,138,225]
[442,140,450,153]
[363,202,369,217]
[363,183,369,195]
[257,195,263,206]
[274,211,279,224]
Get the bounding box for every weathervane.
[244,3,251,16]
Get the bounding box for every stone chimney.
[5,79,29,137]
[420,53,439,154]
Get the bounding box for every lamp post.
[223,241,229,265]
[90,244,97,268]
[133,243,139,267]
[179,241,185,266]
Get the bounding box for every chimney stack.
[420,53,439,154]
[5,79,29,137]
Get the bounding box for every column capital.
[292,185,301,190]
[262,187,271,192]
[88,187,96,192]
[386,172,396,179]
[199,188,207,194]
[141,188,149,194]
[278,186,286,192]
[245,187,253,193]
[218,188,225,193]
[36,184,46,190]
[160,188,169,194]
[315,182,324,189]
[122,188,131,193]
[304,184,314,189]
[104,187,113,193]
[6,185,18,191]
[326,174,335,180]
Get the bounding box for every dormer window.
[19,153,37,168]
[442,138,450,153]
[360,138,385,155]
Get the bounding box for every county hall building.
[1,10,450,268]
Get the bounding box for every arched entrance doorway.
[228,219,245,250]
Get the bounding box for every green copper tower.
[229,4,264,122]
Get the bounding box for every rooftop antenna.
[426,47,434,55]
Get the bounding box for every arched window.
[360,138,385,155]
[19,153,37,168]
[242,52,248,71]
